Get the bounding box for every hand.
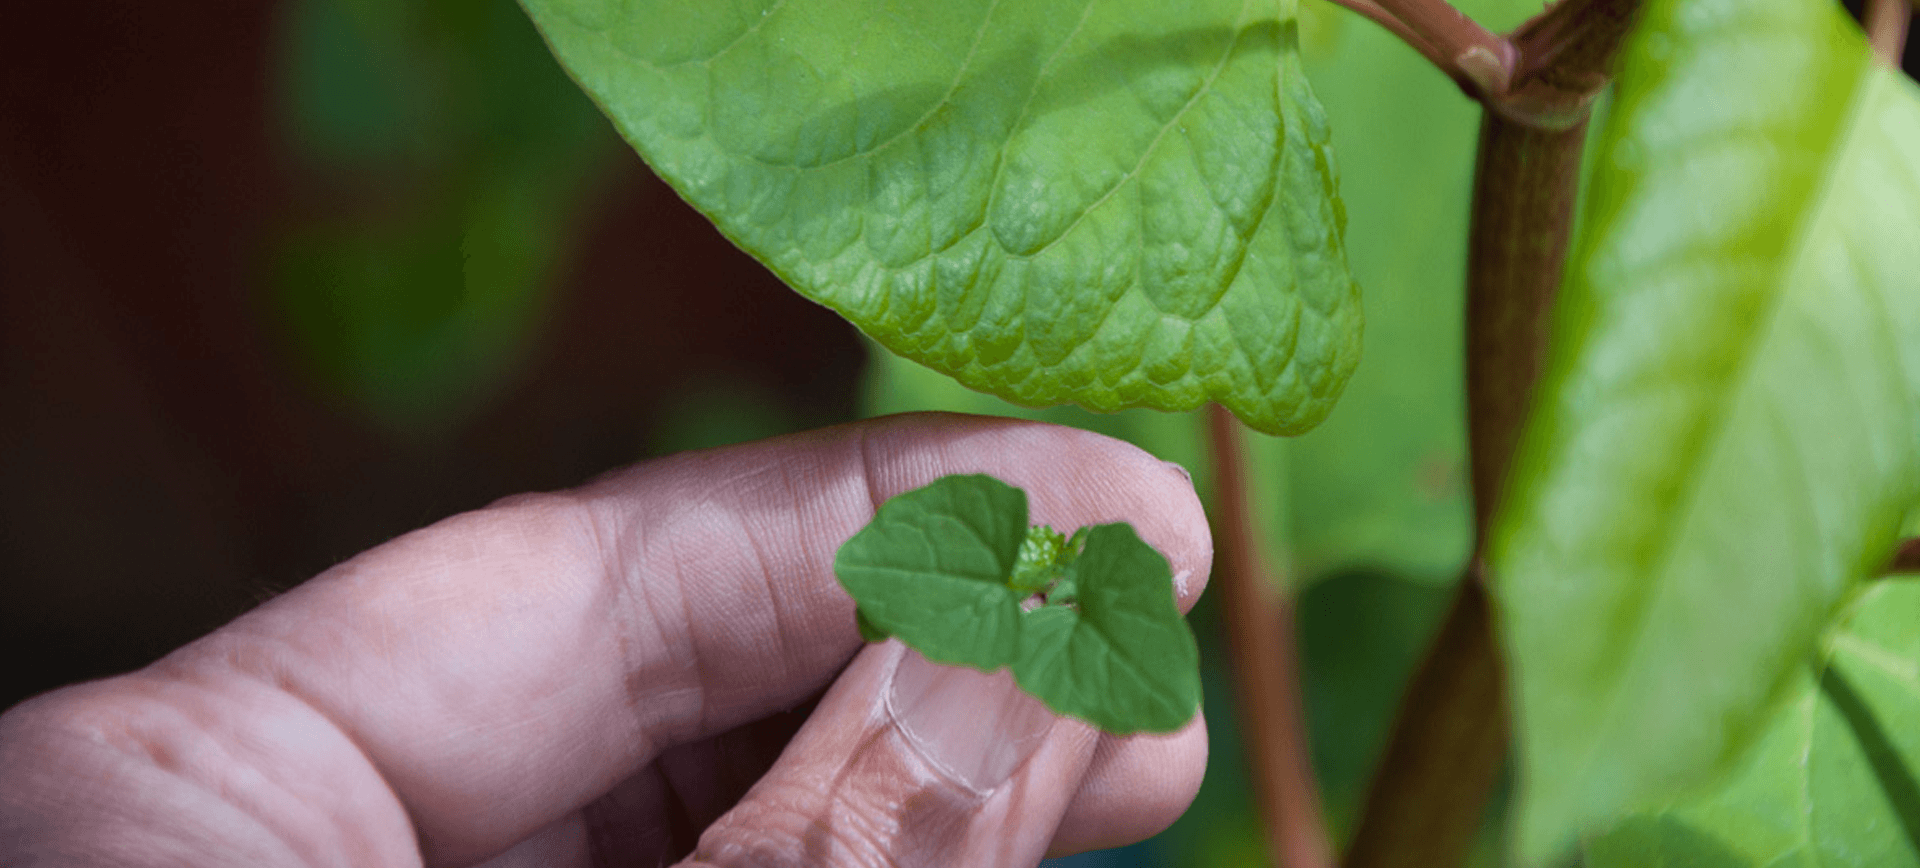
[0,414,1212,867]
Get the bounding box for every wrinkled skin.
[0,415,1211,867]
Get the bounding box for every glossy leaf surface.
[519,0,1361,435]
[1490,0,1920,853]
[1587,579,1920,868]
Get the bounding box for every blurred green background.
[0,0,1540,864]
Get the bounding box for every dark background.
[1,0,868,710]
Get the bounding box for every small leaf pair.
[836,474,1200,734]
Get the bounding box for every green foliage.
[836,474,1030,669]
[1587,579,1920,868]
[517,0,1363,435]
[1489,0,1920,852]
[836,475,1201,734]
[859,0,1549,589]
[643,379,805,456]
[274,0,614,430]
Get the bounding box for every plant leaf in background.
[1587,579,1920,868]
[518,0,1362,436]
[1488,0,1920,853]
[836,475,1200,734]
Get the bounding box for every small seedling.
[835,474,1200,735]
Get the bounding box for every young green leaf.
[854,608,892,644]
[1586,580,1920,868]
[1489,0,1920,854]
[834,474,1200,734]
[516,0,1362,436]
[1013,523,1202,734]
[1010,525,1074,595]
[835,474,1029,670]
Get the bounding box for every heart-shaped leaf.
[518,0,1362,435]
[1013,522,1201,734]
[834,474,1028,669]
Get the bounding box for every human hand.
[0,414,1211,867]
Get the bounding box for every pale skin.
[0,414,1212,868]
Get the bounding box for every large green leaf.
[1586,578,1920,868]
[518,0,1361,435]
[858,0,1538,587]
[1489,0,1920,854]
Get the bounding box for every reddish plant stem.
[1343,571,1508,868]
[1495,0,1642,128]
[1325,0,1644,119]
[1889,538,1920,575]
[1205,404,1335,868]
[1866,0,1912,65]
[1346,114,1590,868]
[1329,0,1517,95]
[1327,0,1455,77]
[1343,0,1645,850]
[1460,117,1591,537]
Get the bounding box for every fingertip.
[1046,713,1209,856]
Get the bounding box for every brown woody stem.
[1499,0,1642,125]
[1459,118,1590,534]
[1205,404,1335,868]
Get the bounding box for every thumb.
[681,640,1205,867]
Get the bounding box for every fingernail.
[885,648,1055,795]
[1162,460,1194,486]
